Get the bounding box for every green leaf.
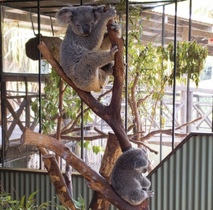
[92,145,104,155]
[83,141,91,150]
[19,195,26,208]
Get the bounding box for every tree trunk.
[89,133,122,209]
[21,128,147,210]
[35,7,149,208]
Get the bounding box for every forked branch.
[21,128,145,210]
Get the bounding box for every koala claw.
[105,7,116,18]
[111,22,121,32]
[110,45,118,56]
[147,190,154,197]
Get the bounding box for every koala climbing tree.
[56,6,120,92]
[22,5,151,210]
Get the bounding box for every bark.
[64,164,73,197]
[37,41,131,153]
[21,127,146,210]
[35,8,150,208]
[37,15,131,152]
[130,73,142,140]
[89,133,122,209]
[41,36,62,62]
[42,154,76,210]
[55,77,64,162]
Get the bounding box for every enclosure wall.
[0,168,117,210]
[149,133,213,210]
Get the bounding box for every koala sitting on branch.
[110,148,154,206]
[56,5,120,92]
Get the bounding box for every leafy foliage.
[83,140,104,155]
[73,195,86,210]
[0,191,49,210]
[127,23,208,133]
[166,41,208,86]
[31,69,82,134]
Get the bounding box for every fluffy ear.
[56,7,73,24]
[93,5,104,21]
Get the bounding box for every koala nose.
[82,24,90,35]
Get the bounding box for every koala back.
[112,148,148,171]
[110,148,151,205]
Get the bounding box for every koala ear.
[56,7,73,24]
[93,5,104,21]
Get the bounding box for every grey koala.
[110,148,154,206]
[56,5,119,92]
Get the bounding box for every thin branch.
[94,127,108,136]
[127,124,135,133]
[137,93,152,107]
[138,116,202,141]
[61,107,89,135]
[129,139,158,154]
[97,88,112,101]
[61,89,112,135]
[175,116,202,130]
[60,133,107,141]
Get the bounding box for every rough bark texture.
[42,154,76,210]
[89,133,122,209]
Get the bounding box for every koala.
[56,5,120,92]
[110,148,154,206]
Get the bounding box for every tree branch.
[38,42,108,120]
[89,133,122,209]
[106,13,131,151]
[42,154,76,210]
[129,139,158,154]
[38,23,131,151]
[21,128,144,210]
[136,116,202,141]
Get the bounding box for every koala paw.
[147,190,154,197]
[104,7,116,19]
[110,22,121,33]
[110,45,118,57]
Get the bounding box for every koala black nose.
[82,24,90,35]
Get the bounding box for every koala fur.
[56,5,119,92]
[110,148,154,206]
